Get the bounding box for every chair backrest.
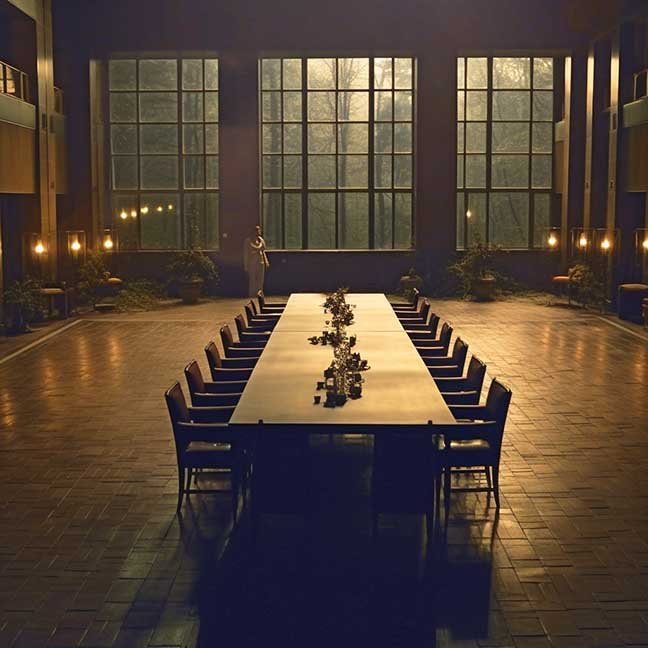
[235,313,247,337]
[204,341,223,379]
[419,300,430,322]
[451,337,469,369]
[257,290,266,309]
[245,301,257,321]
[484,378,512,452]
[428,313,440,337]
[220,324,236,350]
[465,356,487,392]
[439,322,453,347]
[165,382,191,458]
[184,360,205,396]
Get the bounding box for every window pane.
[465,155,486,188]
[284,124,302,153]
[457,127,465,152]
[532,155,552,188]
[139,60,177,90]
[140,156,178,189]
[308,193,336,248]
[141,125,179,154]
[533,193,551,247]
[466,91,487,120]
[394,155,412,188]
[493,58,530,89]
[113,194,139,250]
[140,193,181,249]
[375,123,393,153]
[308,155,336,188]
[263,155,282,188]
[467,193,487,245]
[394,193,413,248]
[283,59,302,90]
[375,155,393,189]
[284,193,302,248]
[205,93,219,121]
[466,122,487,152]
[456,192,465,249]
[533,91,553,121]
[338,92,368,121]
[263,124,282,154]
[109,60,136,90]
[375,192,393,249]
[182,60,203,90]
[204,193,219,248]
[394,123,412,153]
[283,92,301,121]
[457,155,464,189]
[394,91,412,120]
[457,58,465,89]
[112,156,138,189]
[308,124,336,153]
[204,60,219,90]
[457,92,465,121]
[339,193,368,248]
[394,59,413,89]
[206,156,219,189]
[338,155,368,188]
[375,91,393,121]
[338,123,368,153]
[533,58,553,89]
[308,92,336,121]
[183,156,204,189]
[338,59,369,90]
[375,58,393,89]
[183,91,204,121]
[492,91,530,120]
[111,125,137,154]
[489,192,529,248]
[185,193,219,249]
[110,93,137,122]
[140,93,178,122]
[492,155,529,188]
[283,156,302,188]
[492,122,529,153]
[466,58,487,89]
[205,124,219,154]
[262,92,282,121]
[532,123,552,153]
[262,59,281,90]
[308,59,336,89]
[263,193,282,248]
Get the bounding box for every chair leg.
[492,465,500,508]
[186,468,193,496]
[443,470,451,514]
[485,466,492,491]
[176,467,185,513]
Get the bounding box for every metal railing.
[0,60,31,103]
[633,68,648,101]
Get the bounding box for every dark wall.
[52,0,597,295]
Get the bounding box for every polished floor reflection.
[0,298,647,647]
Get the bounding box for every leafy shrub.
[76,252,110,306]
[3,277,44,333]
[114,279,162,312]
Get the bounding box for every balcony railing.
[0,60,30,103]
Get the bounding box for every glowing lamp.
[141,206,149,215]
[156,205,163,213]
[167,204,173,211]
[130,210,137,218]
[578,235,588,248]
[643,239,648,251]
[466,210,472,219]
[601,238,611,251]
[119,210,128,220]
[71,239,81,252]
[34,241,45,255]
[102,235,114,251]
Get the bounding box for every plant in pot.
[3,277,44,334]
[167,249,218,304]
[76,251,111,307]
[398,267,423,300]
[449,240,498,301]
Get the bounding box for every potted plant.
[398,267,423,300]
[3,277,44,334]
[76,251,111,308]
[167,249,218,304]
[449,240,498,301]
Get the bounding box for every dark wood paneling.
[625,123,648,191]
[0,121,36,193]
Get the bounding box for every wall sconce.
[544,228,560,251]
[65,230,86,262]
[593,228,620,258]
[634,228,648,281]
[570,227,593,257]
[101,229,117,253]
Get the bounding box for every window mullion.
[301,58,308,250]
[485,57,493,248]
[368,59,375,249]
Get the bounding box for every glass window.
[457,56,554,249]
[108,58,219,249]
[261,57,415,249]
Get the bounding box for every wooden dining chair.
[441,378,512,512]
[220,325,265,359]
[435,356,487,405]
[204,340,257,373]
[421,337,468,369]
[396,300,431,325]
[234,313,271,343]
[390,287,421,312]
[184,360,244,406]
[245,300,279,326]
[165,382,243,516]
[406,313,440,340]
[257,290,287,312]
[413,322,453,355]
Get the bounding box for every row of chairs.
[386,289,512,514]
[165,291,287,515]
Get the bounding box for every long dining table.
[230,293,455,429]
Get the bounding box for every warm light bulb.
[466,210,472,219]
[156,205,163,212]
[141,206,149,215]
[167,204,173,211]
[548,234,558,248]
[643,239,648,250]
[130,210,137,218]
[601,238,611,251]
[120,210,128,220]
[578,235,588,248]
[103,236,114,250]
[34,241,45,255]
[71,239,81,252]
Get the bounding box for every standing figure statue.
[243,224,270,297]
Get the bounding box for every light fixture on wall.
[593,228,620,258]
[101,229,117,252]
[545,228,560,251]
[119,209,128,221]
[23,233,49,278]
[570,228,593,257]
[634,228,648,281]
[65,230,87,263]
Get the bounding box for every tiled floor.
[0,297,647,647]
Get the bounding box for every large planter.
[177,278,204,304]
[399,272,423,299]
[472,276,497,302]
